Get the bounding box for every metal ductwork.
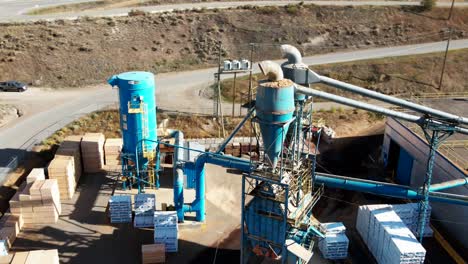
[259,60,284,81]
[281,44,304,65]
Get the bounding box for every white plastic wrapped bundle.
[318,222,349,260]
[154,211,178,252]
[109,195,132,223]
[134,194,155,228]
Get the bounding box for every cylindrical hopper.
[255,79,295,168]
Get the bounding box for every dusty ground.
[0,104,19,128]
[1,5,466,87]
[221,49,468,103]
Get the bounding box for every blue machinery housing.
[109,49,468,262]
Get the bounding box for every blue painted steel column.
[174,168,185,221]
[195,161,206,222]
[173,131,185,221]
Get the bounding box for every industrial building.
[382,97,468,250]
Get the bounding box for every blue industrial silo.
[108,71,158,190]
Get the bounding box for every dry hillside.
[0,5,467,87]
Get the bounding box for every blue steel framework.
[240,97,324,263]
[416,120,455,242]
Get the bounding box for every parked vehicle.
[0,81,27,92]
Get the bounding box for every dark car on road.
[0,81,27,92]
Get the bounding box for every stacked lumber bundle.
[356,205,426,264]
[154,212,178,253]
[55,135,82,182]
[104,138,123,166]
[0,249,59,264]
[81,133,105,173]
[141,244,165,264]
[9,179,61,225]
[134,194,155,228]
[25,169,45,184]
[318,222,349,260]
[0,214,23,256]
[48,156,75,200]
[109,195,132,223]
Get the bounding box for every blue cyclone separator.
[256,80,295,168]
[108,71,158,172]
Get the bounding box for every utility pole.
[447,0,455,20]
[232,73,237,117]
[438,28,452,90]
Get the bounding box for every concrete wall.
[382,118,468,247]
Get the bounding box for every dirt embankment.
[0,5,467,87]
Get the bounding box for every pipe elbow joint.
[280,44,303,65]
[258,60,284,81]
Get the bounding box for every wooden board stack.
[9,179,61,225]
[104,138,123,166]
[0,249,59,264]
[141,244,165,264]
[25,169,45,184]
[55,135,82,183]
[81,133,105,173]
[0,214,23,256]
[48,156,75,200]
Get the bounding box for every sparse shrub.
[286,5,299,15]
[128,9,146,16]
[421,0,435,10]
[256,6,279,15]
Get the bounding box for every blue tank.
[108,71,157,171]
[255,79,295,168]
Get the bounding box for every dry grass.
[41,110,253,148]
[2,6,467,87]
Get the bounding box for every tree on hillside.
[421,0,436,10]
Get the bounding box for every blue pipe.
[315,173,468,206]
[429,177,468,192]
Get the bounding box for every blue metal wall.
[396,147,413,185]
[245,196,286,252]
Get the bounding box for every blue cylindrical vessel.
[255,79,295,168]
[108,71,157,171]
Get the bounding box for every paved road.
[0,0,467,22]
[0,39,467,171]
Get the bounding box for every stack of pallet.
[318,222,349,260]
[0,214,23,256]
[81,133,105,173]
[104,138,123,166]
[154,211,178,252]
[134,194,155,228]
[9,179,61,225]
[55,135,82,182]
[141,244,165,264]
[356,205,426,264]
[109,195,132,223]
[392,203,433,237]
[0,249,59,264]
[48,156,76,200]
